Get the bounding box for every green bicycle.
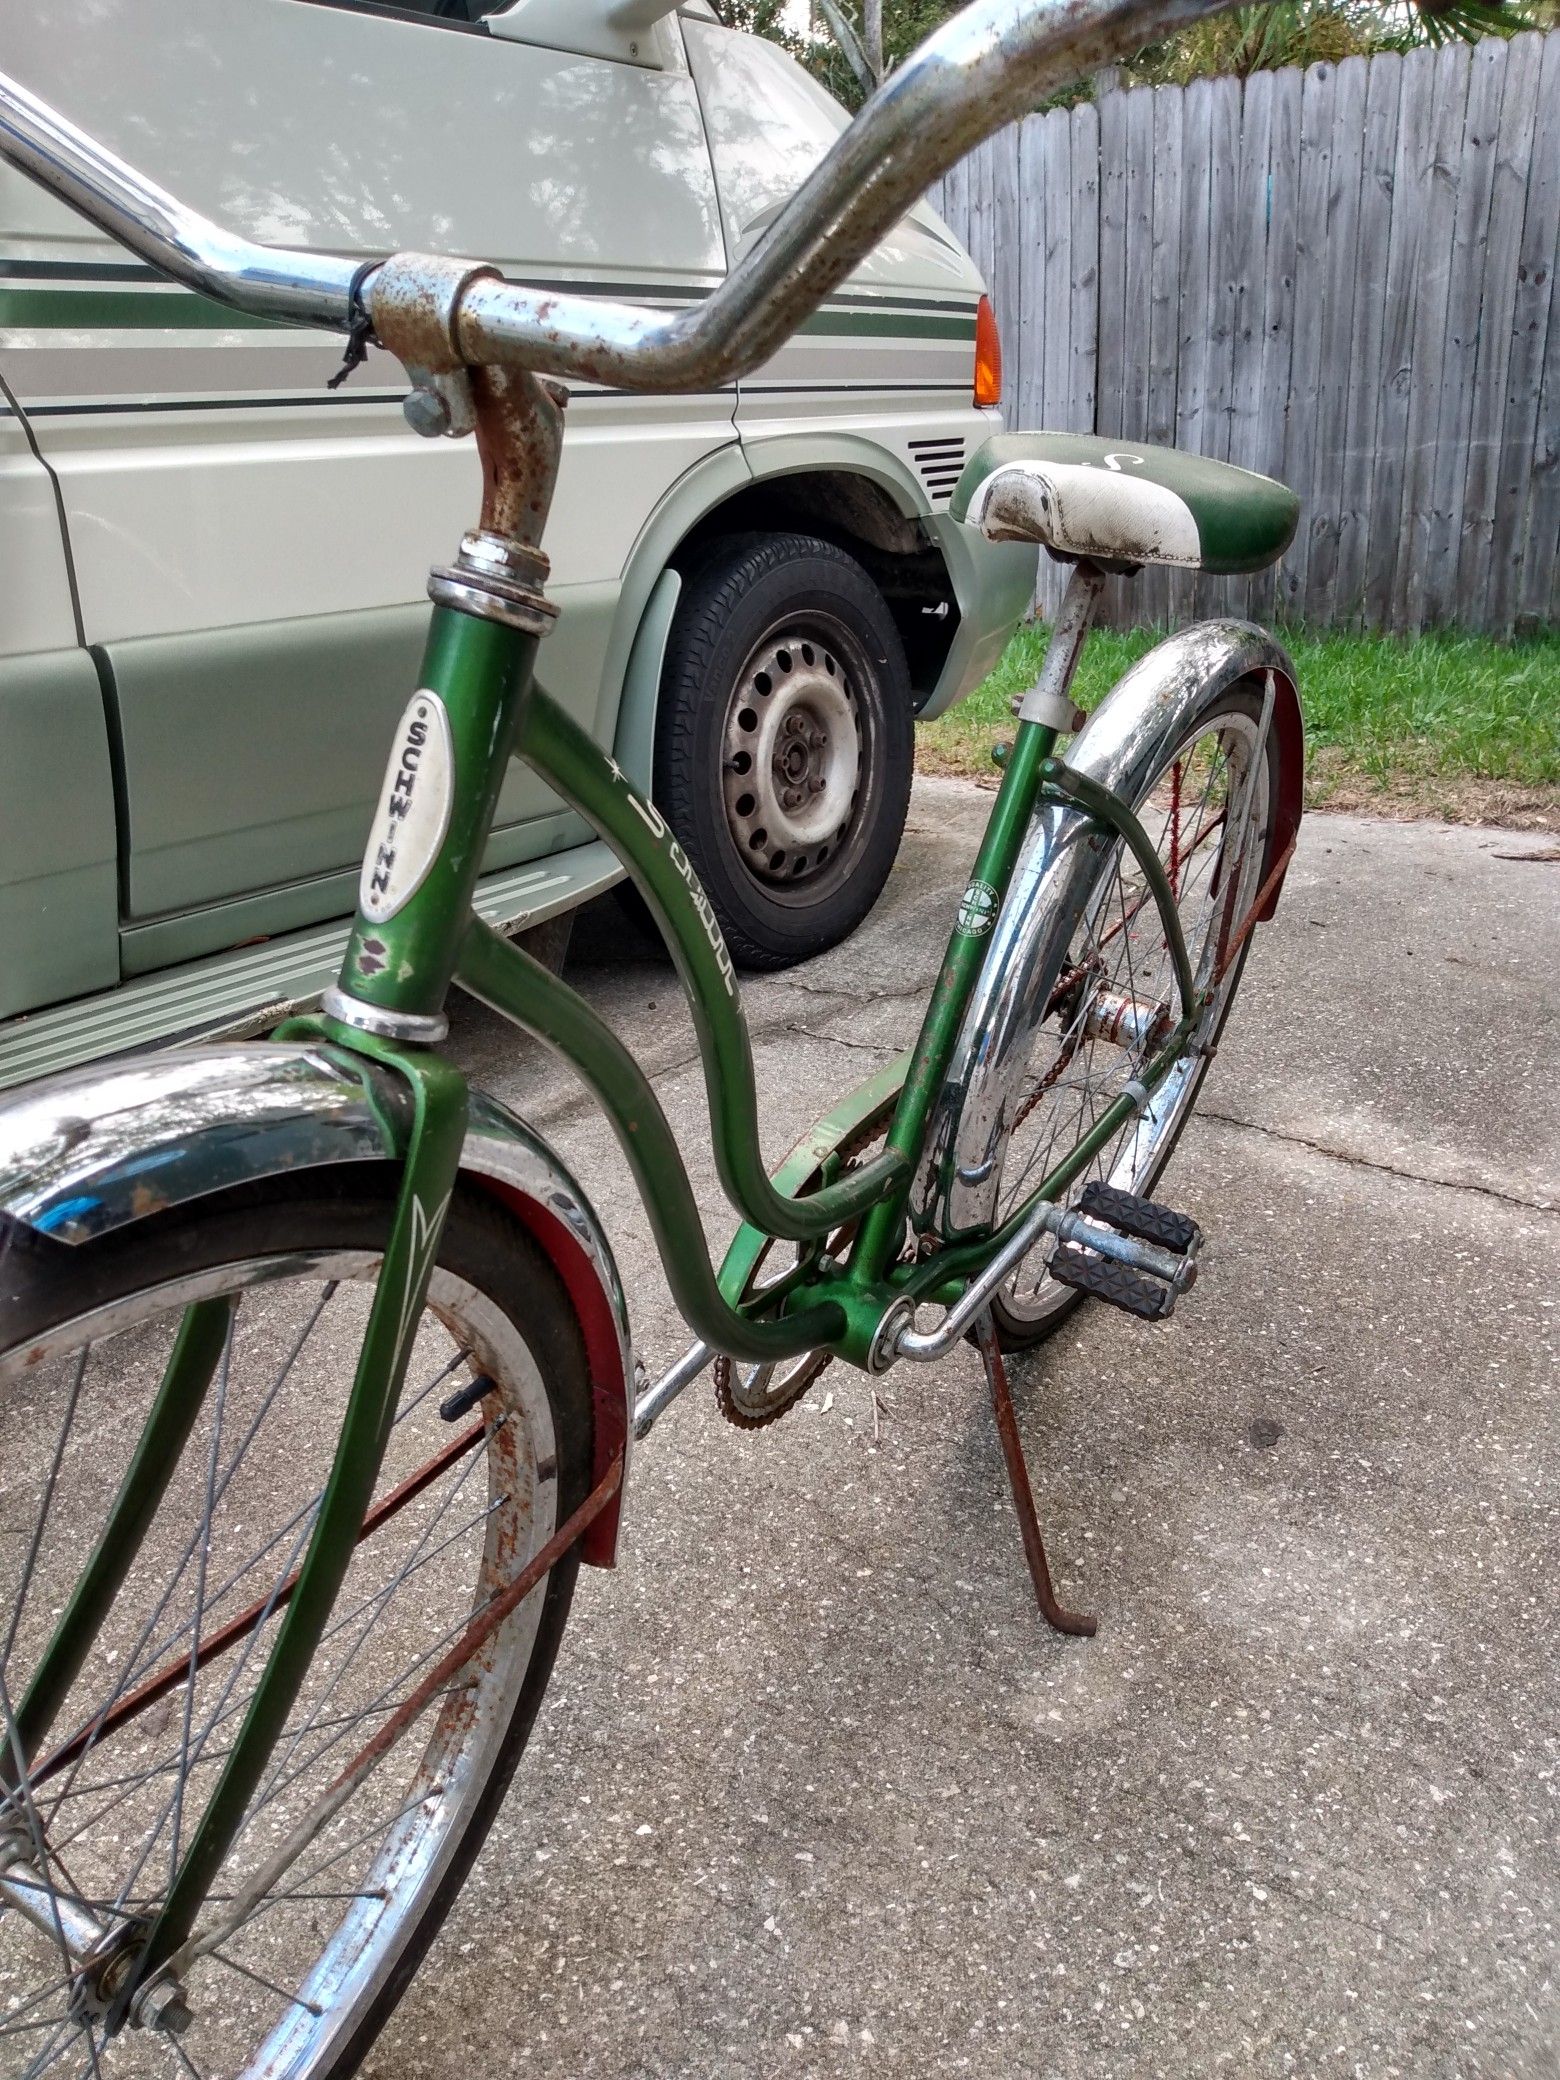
[0,0,1304,2071]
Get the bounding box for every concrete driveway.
[377,780,1559,2080]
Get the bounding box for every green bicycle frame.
[110,581,1200,1999]
[326,596,1195,1366]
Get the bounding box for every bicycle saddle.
[954,432,1299,575]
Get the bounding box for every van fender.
[0,1043,634,1564]
[914,620,1302,1242]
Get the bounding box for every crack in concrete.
[783,1022,900,1060]
[1197,1107,1557,1217]
[776,973,936,1009]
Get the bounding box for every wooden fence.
[929,30,1559,637]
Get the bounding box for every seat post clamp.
[1016,683,1088,734]
[1012,559,1104,734]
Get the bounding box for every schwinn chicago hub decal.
[360,691,455,924]
[956,878,1000,937]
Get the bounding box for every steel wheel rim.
[994,704,1273,1329]
[720,619,869,895]
[0,1246,558,2078]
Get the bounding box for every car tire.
[652,531,915,971]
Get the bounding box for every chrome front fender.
[0,1043,634,1564]
[914,620,1301,1242]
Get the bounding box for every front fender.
[0,1043,634,1565]
[914,620,1302,1241]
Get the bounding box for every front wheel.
[653,532,915,970]
[0,1173,593,2078]
[980,677,1291,1349]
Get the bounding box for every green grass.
[919,622,1560,823]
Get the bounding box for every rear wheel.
[982,681,1288,1349]
[653,532,914,970]
[0,1174,592,2077]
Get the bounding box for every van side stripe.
[18,379,967,417]
[0,281,976,339]
[0,259,978,319]
[0,288,287,330]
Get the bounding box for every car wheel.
[652,531,915,971]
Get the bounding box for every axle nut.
[132,1978,194,2036]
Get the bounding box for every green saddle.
[953,432,1299,576]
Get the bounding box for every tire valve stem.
[440,1373,496,1423]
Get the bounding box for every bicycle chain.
[712,1112,897,1430]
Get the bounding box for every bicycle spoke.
[165,2032,208,2080]
[0,1974,77,2038]
[209,1946,323,2017]
[2,1351,90,1670]
[256,1426,497,1803]
[0,1669,79,1997]
[253,1530,507,1826]
[19,2015,84,2080]
[165,1329,233,1891]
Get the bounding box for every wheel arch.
[0,1044,634,1564]
[610,439,961,790]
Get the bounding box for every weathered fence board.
[1396,41,1470,634]
[1518,37,1560,629]
[1493,32,1560,634]
[1455,33,1539,617]
[1307,52,1368,626]
[932,30,1559,634]
[1363,45,1431,632]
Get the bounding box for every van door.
[0,217,119,1020]
[2,0,734,974]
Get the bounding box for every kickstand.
[972,1311,1097,1639]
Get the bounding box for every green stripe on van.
[0,287,284,331]
[0,283,975,342]
[799,308,975,341]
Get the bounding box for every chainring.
[713,1111,892,1430]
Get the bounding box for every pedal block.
[1050,1244,1176,1320]
[1077,1182,1200,1256]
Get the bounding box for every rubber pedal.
[1049,1244,1176,1321]
[1077,1182,1200,1256]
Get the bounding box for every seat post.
[1015,560,1104,734]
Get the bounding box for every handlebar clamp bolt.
[403,385,454,439]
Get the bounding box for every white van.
[0,0,1037,1087]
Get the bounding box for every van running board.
[0,842,624,1092]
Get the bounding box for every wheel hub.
[722,633,861,885]
[1081,985,1174,1055]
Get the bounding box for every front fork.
[125,1042,466,2014]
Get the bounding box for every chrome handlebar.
[0,71,362,330]
[0,0,1225,391]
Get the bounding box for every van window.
[289,0,500,28]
